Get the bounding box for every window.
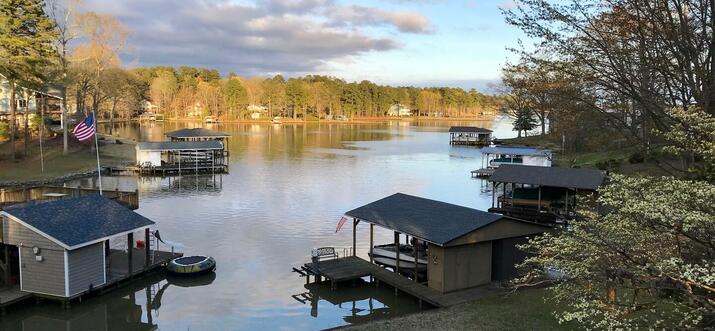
[17,100,28,108]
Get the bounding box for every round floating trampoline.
[167,255,216,276]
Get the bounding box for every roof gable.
[448,126,493,133]
[2,195,154,249]
[136,140,224,151]
[345,193,505,246]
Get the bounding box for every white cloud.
[77,0,431,75]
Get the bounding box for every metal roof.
[448,126,493,133]
[165,128,230,138]
[136,140,224,151]
[481,146,552,157]
[345,193,508,246]
[489,164,605,190]
[1,195,154,250]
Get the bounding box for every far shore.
[98,114,499,125]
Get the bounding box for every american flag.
[72,113,96,141]
[335,216,348,233]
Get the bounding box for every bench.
[311,247,338,264]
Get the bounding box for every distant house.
[247,104,267,119]
[387,104,412,117]
[0,74,63,121]
[140,100,158,113]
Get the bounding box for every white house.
[387,104,412,117]
[247,104,267,119]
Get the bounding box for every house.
[247,104,267,119]
[140,100,158,113]
[387,104,412,117]
[448,126,492,146]
[488,165,605,223]
[480,146,553,168]
[345,193,552,293]
[0,195,178,300]
[0,74,63,121]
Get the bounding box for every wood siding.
[2,216,66,297]
[446,219,549,246]
[428,242,493,293]
[67,242,105,296]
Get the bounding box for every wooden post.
[537,186,542,212]
[3,245,9,286]
[352,218,357,257]
[369,224,374,263]
[394,231,400,274]
[491,182,496,208]
[127,232,134,276]
[502,182,506,208]
[564,189,569,214]
[413,238,419,283]
[144,228,150,267]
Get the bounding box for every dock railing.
[0,186,139,210]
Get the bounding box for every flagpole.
[92,111,103,195]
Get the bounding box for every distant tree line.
[129,67,500,120]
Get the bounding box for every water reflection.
[0,272,211,331]
[293,279,423,324]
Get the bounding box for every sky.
[80,0,525,91]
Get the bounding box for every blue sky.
[325,0,525,90]
[83,0,525,91]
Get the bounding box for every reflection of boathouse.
[0,195,180,308]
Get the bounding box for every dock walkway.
[471,168,495,178]
[302,256,501,308]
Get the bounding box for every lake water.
[1,116,516,330]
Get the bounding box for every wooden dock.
[471,168,495,178]
[0,286,32,310]
[299,256,501,308]
[107,164,228,176]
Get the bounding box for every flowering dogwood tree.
[517,109,715,329]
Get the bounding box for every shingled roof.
[165,128,229,139]
[345,193,508,246]
[489,164,605,190]
[136,140,224,151]
[1,195,154,250]
[448,126,493,133]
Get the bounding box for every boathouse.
[488,165,605,223]
[448,126,492,146]
[0,195,179,302]
[135,141,228,174]
[345,193,551,293]
[472,146,553,178]
[165,128,229,142]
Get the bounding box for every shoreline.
[107,115,499,125]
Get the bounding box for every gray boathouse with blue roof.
[344,193,551,293]
[0,195,179,302]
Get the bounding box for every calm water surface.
[2,117,516,330]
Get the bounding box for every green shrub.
[628,151,645,164]
[0,121,9,140]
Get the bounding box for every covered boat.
[167,255,216,276]
[368,243,427,272]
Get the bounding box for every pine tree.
[512,108,537,137]
[0,0,57,160]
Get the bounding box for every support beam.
[394,231,400,274]
[127,232,134,276]
[145,228,151,267]
[369,224,374,263]
[413,238,419,283]
[538,186,542,212]
[352,218,357,257]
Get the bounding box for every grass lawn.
[347,288,575,331]
[0,136,134,182]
